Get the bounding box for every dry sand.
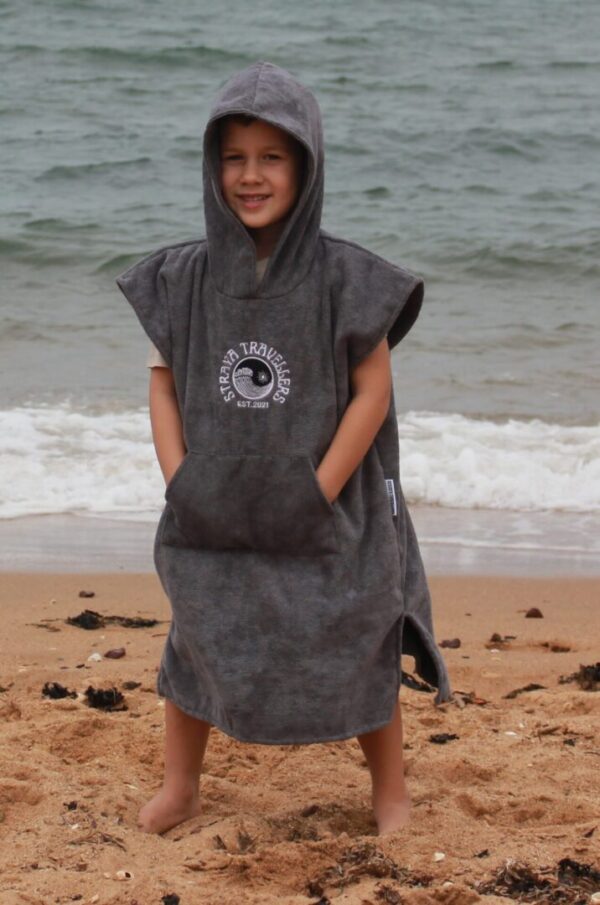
[0,572,599,905]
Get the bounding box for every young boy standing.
[117,60,451,837]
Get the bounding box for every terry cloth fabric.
[146,257,270,367]
[116,60,452,745]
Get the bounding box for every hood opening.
[210,111,311,268]
[201,61,324,299]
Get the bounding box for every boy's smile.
[219,118,303,258]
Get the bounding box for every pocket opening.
[161,451,340,556]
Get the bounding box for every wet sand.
[2,507,599,576]
[1,572,599,903]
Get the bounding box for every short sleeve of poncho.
[115,243,192,370]
[330,240,425,370]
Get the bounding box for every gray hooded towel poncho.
[116,60,452,745]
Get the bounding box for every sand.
[0,572,599,905]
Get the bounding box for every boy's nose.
[240,159,263,182]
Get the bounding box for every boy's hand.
[315,470,337,506]
[316,339,392,503]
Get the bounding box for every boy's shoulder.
[319,229,422,284]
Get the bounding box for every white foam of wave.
[0,403,162,519]
[400,411,600,512]
[0,403,598,519]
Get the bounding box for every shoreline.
[0,506,598,576]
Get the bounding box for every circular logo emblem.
[232,357,274,400]
[219,340,291,406]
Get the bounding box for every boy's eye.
[221,152,283,163]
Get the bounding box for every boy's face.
[219,118,303,256]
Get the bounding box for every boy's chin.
[247,209,295,232]
[245,218,286,240]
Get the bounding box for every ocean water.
[1,0,599,568]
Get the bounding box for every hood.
[202,60,324,299]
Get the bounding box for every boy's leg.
[138,698,212,834]
[356,696,412,835]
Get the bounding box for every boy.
[117,61,451,837]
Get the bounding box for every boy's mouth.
[238,194,270,208]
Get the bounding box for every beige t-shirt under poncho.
[146,255,269,367]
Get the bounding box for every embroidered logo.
[219,341,291,407]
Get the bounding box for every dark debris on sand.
[28,621,61,632]
[429,732,459,744]
[486,632,517,649]
[504,682,547,699]
[374,884,404,904]
[306,841,433,897]
[42,682,131,711]
[540,640,571,652]
[400,671,435,694]
[559,662,600,691]
[84,685,128,711]
[66,609,161,630]
[448,689,489,707]
[42,681,77,700]
[476,856,600,903]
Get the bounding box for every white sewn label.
[385,478,397,517]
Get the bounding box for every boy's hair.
[216,112,258,134]
[216,113,307,189]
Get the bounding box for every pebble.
[433,852,446,861]
[87,652,103,662]
[116,869,134,880]
[590,895,600,904]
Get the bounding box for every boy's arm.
[316,338,392,504]
[149,367,187,485]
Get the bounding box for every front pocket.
[161,451,340,556]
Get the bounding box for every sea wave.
[0,403,598,520]
[400,411,600,512]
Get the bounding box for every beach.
[2,0,600,901]
[1,570,599,904]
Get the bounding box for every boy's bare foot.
[137,785,202,834]
[373,789,412,835]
